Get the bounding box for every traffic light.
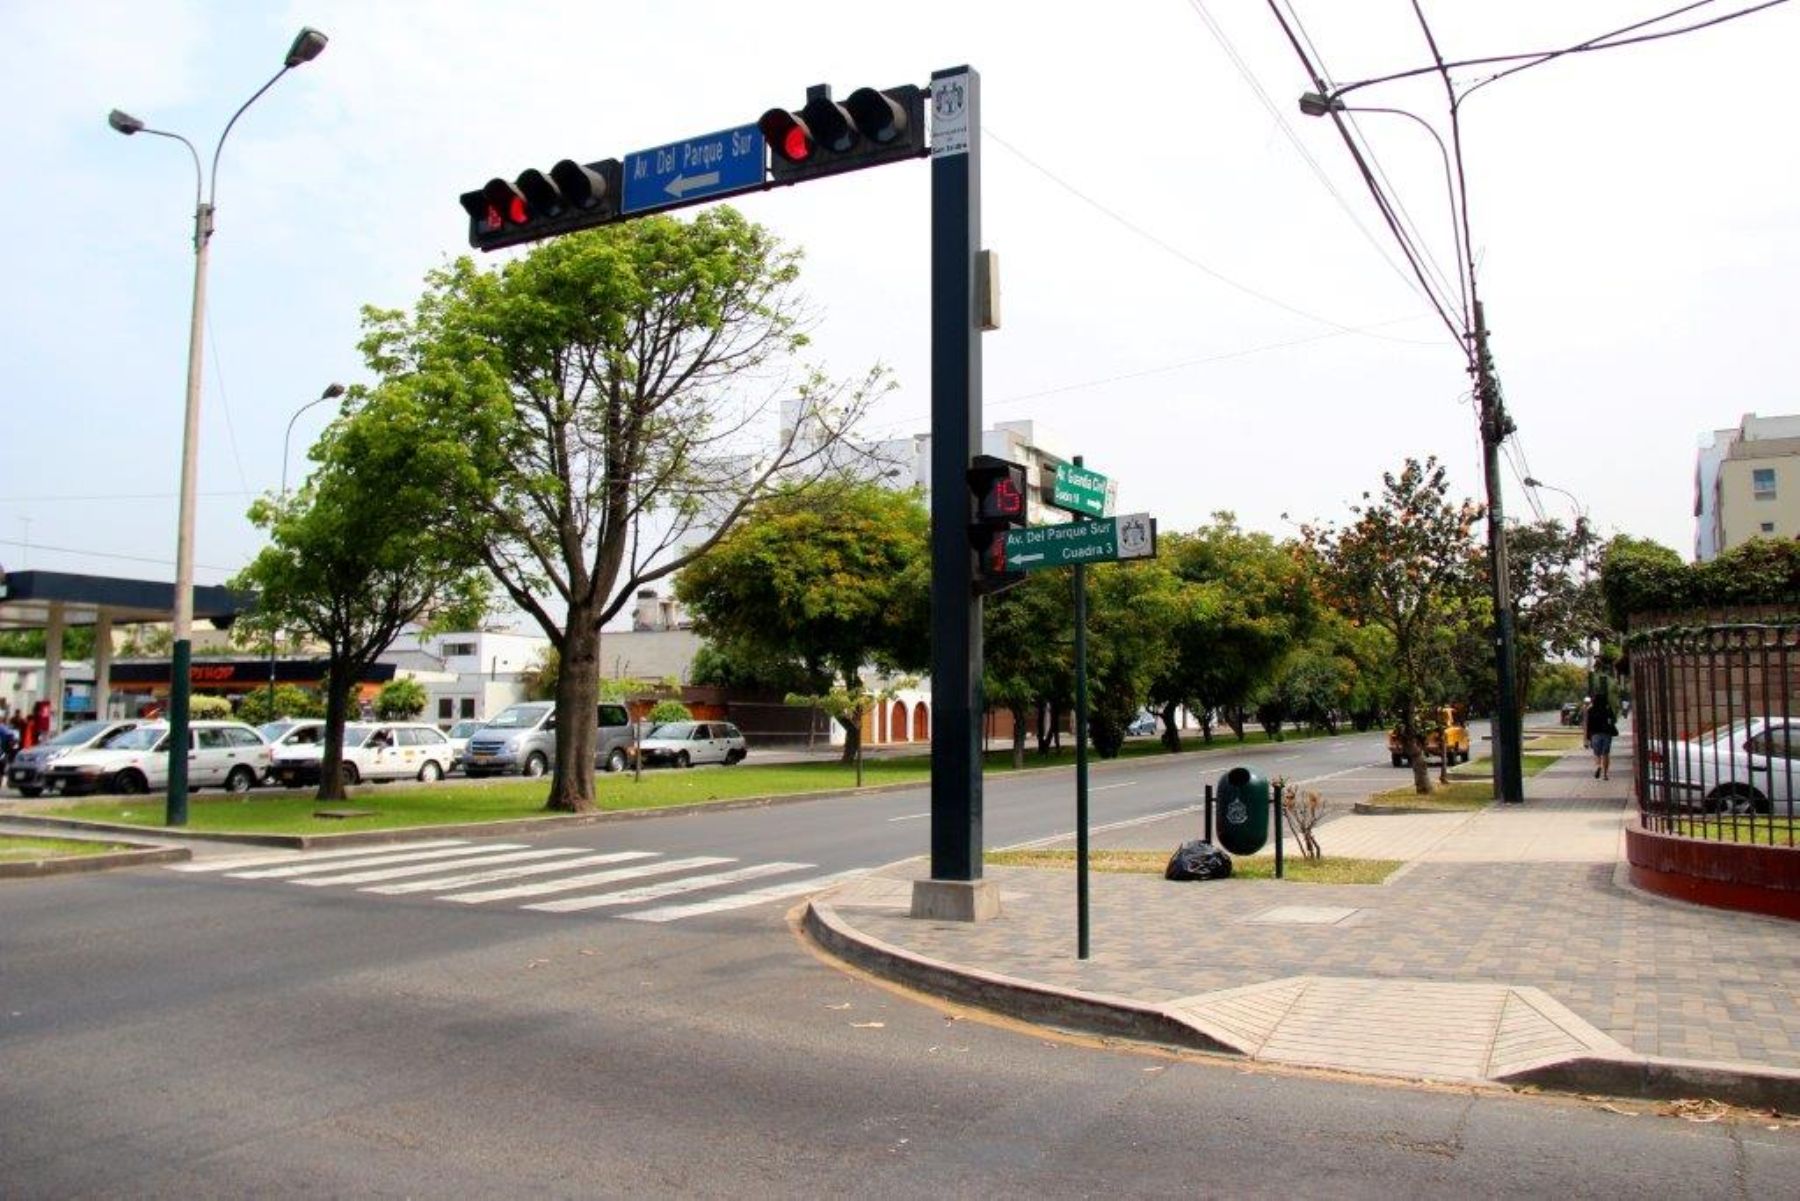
[760,83,928,186]
[966,455,1029,596]
[459,158,623,251]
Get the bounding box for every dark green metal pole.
[1073,457,1090,960]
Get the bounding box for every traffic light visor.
[799,96,857,153]
[845,87,907,143]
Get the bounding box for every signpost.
[1049,463,1112,519]
[1002,512,1157,572]
[622,124,766,216]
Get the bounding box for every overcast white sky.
[4,0,1795,600]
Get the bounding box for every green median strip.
[985,848,1401,885]
[0,836,132,862]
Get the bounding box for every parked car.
[6,719,143,797]
[258,719,326,782]
[463,701,635,777]
[270,722,457,787]
[628,720,747,768]
[45,720,271,796]
[1127,712,1158,737]
[1559,702,1583,727]
[444,719,486,772]
[1388,706,1470,767]
[1647,716,1800,815]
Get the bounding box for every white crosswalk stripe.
[621,870,866,923]
[168,840,469,872]
[440,856,734,904]
[525,862,811,914]
[364,851,657,895]
[164,841,847,922]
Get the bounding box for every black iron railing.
[1632,622,1799,847]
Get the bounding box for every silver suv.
[463,701,635,778]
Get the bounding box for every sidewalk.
[808,745,1800,1107]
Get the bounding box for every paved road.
[12,722,1793,1195]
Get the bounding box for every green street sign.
[1003,513,1158,572]
[1049,463,1112,518]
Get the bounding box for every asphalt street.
[6,723,1797,1196]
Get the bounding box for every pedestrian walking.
[1584,695,1618,781]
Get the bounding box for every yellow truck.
[1388,706,1470,767]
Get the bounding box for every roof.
[0,570,250,632]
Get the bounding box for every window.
[439,698,454,720]
[196,728,230,750]
[1746,726,1798,760]
[441,641,477,657]
[1753,468,1777,500]
[1761,522,1776,534]
[224,728,263,748]
[459,698,475,719]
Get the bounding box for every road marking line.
[169,840,468,872]
[622,870,867,923]
[229,844,527,880]
[365,851,657,895]
[525,862,812,914]
[887,812,931,822]
[291,847,588,888]
[440,856,730,904]
[1091,780,1136,792]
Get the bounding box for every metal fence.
[1633,622,1800,847]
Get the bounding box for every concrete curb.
[804,896,1800,1110]
[0,842,190,879]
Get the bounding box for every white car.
[1647,716,1800,815]
[6,719,142,797]
[45,721,271,796]
[270,722,456,787]
[443,719,486,771]
[628,720,747,769]
[258,719,326,781]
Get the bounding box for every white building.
[1695,413,1800,561]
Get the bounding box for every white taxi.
[45,720,272,796]
[270,722,456,787]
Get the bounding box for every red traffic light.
[762,83,927,185]
[759,108,814,164]
[459,159,622,252]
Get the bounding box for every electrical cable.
[0,536,238,577]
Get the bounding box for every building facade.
[1696,413,1800,561]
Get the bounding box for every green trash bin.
[1215,765,1271,856]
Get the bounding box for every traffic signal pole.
[913,66,1000,923]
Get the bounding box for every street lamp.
[264,382,346,717]
[1298,89,1526,804]
[110,26,328,826]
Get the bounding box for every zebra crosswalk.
[167,840,860,923]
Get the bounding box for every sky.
[4,0,1796,610]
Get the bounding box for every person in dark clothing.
[1584,696,1617,781]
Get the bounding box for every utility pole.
[1473,300,1524,804]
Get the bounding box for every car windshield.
[341,725,376,748]
[483,705,548,730]
[649,722,696,740]
[260,721,301,741]
[448,721,482,738]
[46,721,116,748]
[109,727,166,751]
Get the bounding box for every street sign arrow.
[623,124,765,216]
[1002,513,1158,572]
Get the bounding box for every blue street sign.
[623,124,765,215]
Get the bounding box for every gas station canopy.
[0,570,248,631]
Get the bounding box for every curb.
[804,896,1800,1110]
[0,842,190,879]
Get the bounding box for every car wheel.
[418,760,443,783]
[676,751,691,769]
[341,763,361,787]
[225,766,256,795]
[726,748,745,765]
[17,785,43,798]
[606,748,628,774]
[115,769,147,796]
[523,753,548,778]
[1711,785,1770,816]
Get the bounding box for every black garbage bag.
[1164,840,1233,881]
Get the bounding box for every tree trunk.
[1034,700,1051,756]
[1160,700,1182,752]
[837,713,860,764]
[549,618,599,813]
[1408,732,1432,795]
[1010,702,1027,769]
[315,655,356,803]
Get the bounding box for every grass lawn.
[0,835,129,862]
[985,848,1401,884]
[1523,733,1586,753]
[1657,817,1799,847]
[1448,753,1559,781]
[48,734,1347,837]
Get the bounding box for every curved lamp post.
[110,26,328,826]
[263,382,346,716]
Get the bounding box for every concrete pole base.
[910,877,1002,922]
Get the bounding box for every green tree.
[358,211,886,812]
[1503,518,1605,712]
[376,678,428,720]
[784,677,914,787]
[1151,515,1316,747]
[232,393,487,802]
[235,684,324,726]
[1307,457,1482,794]
[983,571,1074,767]
[0,627,97,660]
[1598,535,1688,630]
[189,695,232,720]
[676,482,929,763]
[1084,559,1184,758]
[646,700,692,724]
